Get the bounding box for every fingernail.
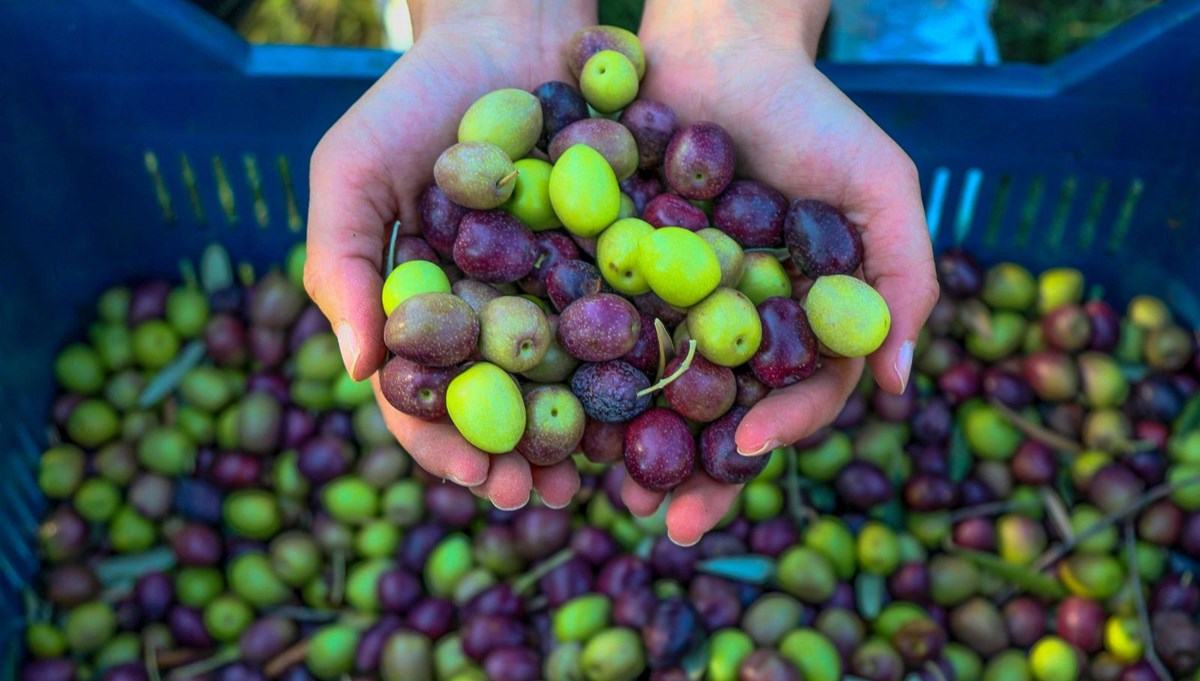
[667,530,701,548]
[738,439,782,457]
[894,339,915,393]
[543,498,570,510]
[335,322,359,376]
[495,498,530,512]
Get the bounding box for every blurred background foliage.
[236,0,1159,64]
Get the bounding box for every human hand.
[305,0,595,510]
[626,0,939,545]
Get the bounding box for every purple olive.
[354,616,403,674]
[378,569,422,614]
[650,535,700,582]
[748,518,799,557]
[296,435,353,484]
[835,461,893,510]
[597,556,653,598]
[571,527,619,567]
[426,483,477,529]
[514,507,571,561]
[418,184,468,260]
[168,605,214,648]
[613,587,657,629]
[539,557,593,608]
[405,597,456,640]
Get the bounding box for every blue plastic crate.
[0,0,1198,648]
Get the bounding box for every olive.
[514,506,572,560]
[850,638,904,681]
[354,616,404,674]
[580,628,645,681]
[688,575,742,631]
[63,601,116,654]
[777,546,836,603]
[612,587,657,630]
[20,659,76,681]
[779,629,841,681]
[176,567,224,607]
[25,623,67,659]
[893,618,947,666]
[228,552,291,607]
[949,598,1008,657]
[307,624,362,681]
[814,607,866,660]
[643,597,699,669]
[484,647,541,681]
[406,597,456,641]
[239,617,298,665]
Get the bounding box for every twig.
[513,548,575,596]
[264,639,309,678]
[1040,487,1075,542]
[947,498,1040,523]
[146,642,163,681]
[165,647,239,681]
[264,606,338,622]
[653,318,674,383]
[637,340,696,397]
[386,220,400,275]
[330,550,346,607]
[153,649,209,670]
[783,447,817,527]
[1029,474,1200,573]
[1125,523,1173,681]
[990,399,1083,453]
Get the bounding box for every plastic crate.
[1,0,1198,648]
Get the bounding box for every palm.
[618,37,936,543]
[308,33,582,510]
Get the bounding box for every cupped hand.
[305,1,594,511]
[627,1,939,545]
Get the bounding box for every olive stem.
[1124,522,1173,681]
[653,318,674,383]
[513,548,576,596]
[947,498,1040,523]
[264,639,310,678]
[1029,474,1200,573]
[783,447,817,527]
[989,399,1083,454]
[1039,487,1075,543]
[637,339,696,398]
[145,642,163,681]
[165,646,239,681]
[153,648,208,669]
[265,606,338,622]
[331,549,346,607]
[386,220,401,275]
[497,169,520,188]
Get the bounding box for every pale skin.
[305,0,938,545]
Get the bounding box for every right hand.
[304,1,595,510]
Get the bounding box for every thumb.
[304,137,394,381]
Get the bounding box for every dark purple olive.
[353,616,403,673]
[534,81,590,151]
[689,575,742,631]
[597,556,653,598]
[1128,449,1167,486]
[851,638,904,681]
[936,248,983,298]
[983,368,1035,409]
[700,407,769,484]
[613,587,657,629]
[888,562,930,603]
[296,435,353,484]
[39,507,87,563]
[643,597,700,669]
[514,507,571,561]
[892,618,947,666]
[129,280,171,324]
[582,418,627,465]
[749,517,799,557]
[873,384,917,422]
[1011,440,1056,486]
[699,532,748,559]
[240,617,299,664]
[1180,513,1200,557]
[1056,596,1104,652]
[1132,376,1184,422]
[169,605,214,648]
[911,399,952,444]
[169,523,222,566]
[173,478,224,525]
[1120,660,1167,681]
[546,260,606,313]
[250,272,306,329]
[784,199,863,278]
[651,670,690,681]
[209,452,262,489]
[400,523,448,573]
[618,99,679,170]
[426,483,477,528]
[1089,464,1144,513]
[20,659,76,681]
[483,647,541,681]
[828,582,856,611]
[735,369,772,410]
[46,564,101,608]
[1151,610,1200,675]
[539,556,593,608]
[1138,501,1183,546]
[903,474,958,511]
[133,572,173,621]
[462,615,527,661]
[835,461,893,510]
[1151,573,1200,613]
[938,361,981,404]
[959,478,994,506]
[390,235,440,268]
[378,569,422,614]
[650,535,700,582]
[114,596,142,631]
[463,584,524,620]
[620,171,665,216]
[712,180,787,248]
[1003,597,1047,648]
[101,663,149,681]
[213,663,263,681]
[129,473,174,519]
[521,231,581,297]
[952,517,997,552]
[318,411,354,441]
[247,371,290,403]
[571,527,618,567]
[282,409,317,449]
[1084,300,1120,352]
[405,597,456,640]
[738,650,801,681]
[910,445,948,477]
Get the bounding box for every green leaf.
[682,639,710,681]
[95,547,176,586]
[949,547,1065,598]
[597,0,644,32]
[696,555,777,585]
[949,425,972,484]
[1175,393,1200,437]
[199,243,233,294]
[855,573,885,621]
[138,340,206,408]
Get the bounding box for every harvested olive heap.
[22,22,1200,681]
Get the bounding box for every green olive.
[580,628,645,681]
[97,286,131,324]
[270,531,322,587]
[706,628,754,681]
[63,601,116,654]
[779,629,841,681]
[798,433,852,482]
[38,444,85,499]
[380,630,433,681]
[67,399,119,448]
[804,517,857,580]
[346,558,393,612]
[777,546,836,603]
[165,287,210,338]
[323,476,379,525]
[856,521,901,576]
[55,343,106,394]
[307,625,361,680]
[554,594,612,642]
[224,490,283,540]
[228,552,291,607]
[136,426,196,476]
[109,506,156,553]
[94,632,141,670]
[355,520,402,558]
[132,319,180,369]
[426,534,474,598]
[176,567,225,607]
[74,478,122,523]
[25,623,67,658]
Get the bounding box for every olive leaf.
[94,546,176,586]
[1174,393,1200,436]
[138,340,206,409]
[200,242,234,293]
[855,573,885,621]
[949,547,1066,598]
[948,425,972,484]
[695,555,777,585]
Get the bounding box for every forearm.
[640,0,829,58]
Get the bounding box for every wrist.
[410,1,596,47]
[640,0,828,59]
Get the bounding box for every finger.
[531,460,582,509]
[305,135,396,382]
[735,355,864,456]
[665,472,743,547]
[371,376,490,486]
[473,453,533,511]
[621,474,667,518]
[854,161,939,395]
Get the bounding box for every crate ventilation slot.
[925,166,952,242]
[1045,176,1078,251]
[1107,178,1144,253]
[143,151,305,231]
[1078,179,1111,251]
[984,174,1013,247]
